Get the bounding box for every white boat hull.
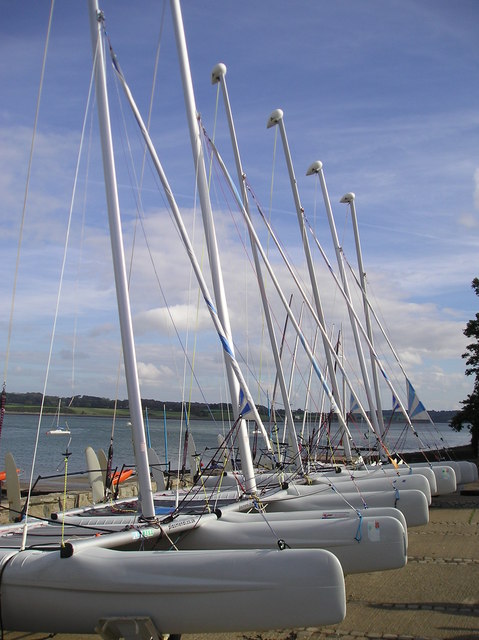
[407,463,456,494]
[160,513,407,575]
[413,460,477,486]
[264,488,429,527]
[341,465,438,495]
[220,506,408,545]
[304,473,432,504]
[0,546,346,634]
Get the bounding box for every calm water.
[0,413,234,484]
[0,413,469,484]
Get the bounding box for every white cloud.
[134,305,211,336]
[459,213,478,229]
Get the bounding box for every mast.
[170,0,258,492]
[211,63,302,472]
[307,161,383,447]
[205,138,360,452]
[340,192,385,435]
[87,0,155,520]
[267,110,352,462]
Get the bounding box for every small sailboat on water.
[45,399,71,436]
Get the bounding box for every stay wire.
[1,1,55,440]
[20,37,98,551]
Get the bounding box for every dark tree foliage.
[450,278,479,457]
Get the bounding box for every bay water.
[0,413,470,486]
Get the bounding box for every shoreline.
[400,442,475,463]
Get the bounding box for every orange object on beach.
[0,468,20,482]
[111,469,134,485]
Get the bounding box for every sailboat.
[45,399,71,436]
[0,1,347,636]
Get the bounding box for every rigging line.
[60,445,72,547]
[1,0,55,393]
[268,125,278,258]
[199,129,264,377]
[102,6,166,193]
[208,78,221,191]
[204,134,350,420]
[104,55,276,508]
[241,180,371,434]
[109,50,208,448]
[209,139,254,397]
[301,208,428,444]
[179,126,215,491]
[104,14,162,367]
[200,127,319,415]
[123,185,217,421]
[104,23,149,477]
[106,38,220,429]
[245,181,319,305]
[20,44,99,552]
[142,1,166,187]
[203,134,399,466]
[185,134,209,433]
[69,109,94,405]
[105,18,176,465]
[104,46,143,473]
[343,251,437,423]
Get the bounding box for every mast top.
[340,192,356,203]
[306,160,323,175]
[267,109,283,128]
[211,63,227,84]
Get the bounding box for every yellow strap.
[61,454,69,547]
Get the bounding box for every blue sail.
[407,379,429,420]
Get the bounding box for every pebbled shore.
[3,469,479,640]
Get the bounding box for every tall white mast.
[211,64,302,472]
[267,110,352,462]
[106,40,270,476]
[88,0,155,520]
[307,162,383,446]
[340,192,385,435]
[169,0,258,491]
[206,138,360,452]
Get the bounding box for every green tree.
[450,277,479,457]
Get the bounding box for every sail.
[238,387,256,421]
[392,394,400,412]
[349,393,360,416]
[406,379,429,421]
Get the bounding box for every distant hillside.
[427,410,457,423]
[3,392,268,419]
[4,392,458,423]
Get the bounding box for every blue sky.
[0,0,478,414]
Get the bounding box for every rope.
[20,37,98,552]
[60,447,72,547]
[354,513,363,542]
[0,385,6,444]
[1,1,56,450]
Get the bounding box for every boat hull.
[304,473,432,504]
[264,488,429,527]
[0,546,346,634]
[160,513,407,575]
